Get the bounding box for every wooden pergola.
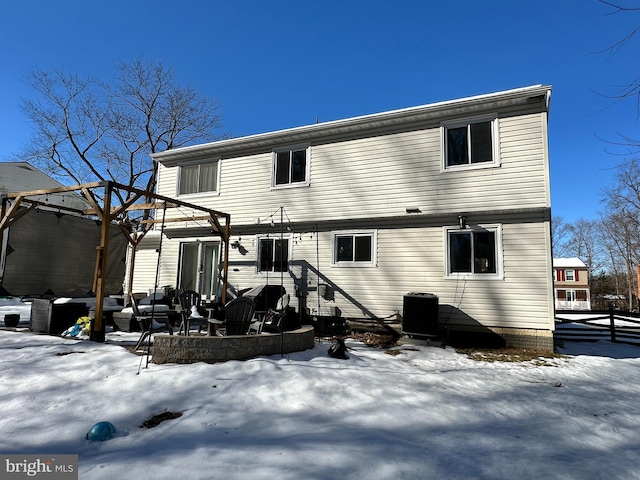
[0,180,230,342]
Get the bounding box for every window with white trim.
[178,160,219,195]
[445,225,501,277]
[565,269,575,281]
[442,115,499,169]
[272,146,309,187]
[257,236,290,272]
[332,231,376,266]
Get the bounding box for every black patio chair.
[210,296,256,336]
[178,290,206,336]
[261,293,290,334]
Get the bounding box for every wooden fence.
[555,308,640,346]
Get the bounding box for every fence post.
[609,306,617,343]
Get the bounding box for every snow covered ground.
[1,298,640,479]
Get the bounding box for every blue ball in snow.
[86,421,116,441]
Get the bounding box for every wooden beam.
[139,215,214,225]
[0,196,27,232]
[106,192,146,222]
[4,182,103,199]
[11,198,87,216]
[82,201,179,217]
[221,222,230,304]
[113,183,229,219]
[208,214,225,237]
[0,197,7,286]
[81,188,103,220]
[124,201,178,211]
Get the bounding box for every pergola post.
[0,196,7,287]
[221,220,230,304]
[90,182,112,343]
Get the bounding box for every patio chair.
[178,290,206,336]
[132,298,173,350]
[210,296,256,336]
[261,294,290,334]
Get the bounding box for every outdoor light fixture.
[230,239,248,255]
[458,214,467,229]
[405,207,421,214]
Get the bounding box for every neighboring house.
[134,85,555,350]
[0,162,127,297]
[0,162,91,212]
[553,257,591,310]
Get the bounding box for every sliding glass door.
[178,241,220,299]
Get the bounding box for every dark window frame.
[272,146,309,187]
[257,236,290,273]
[332,231,376,267]
[446,226,501,278]
[442,115,499,170]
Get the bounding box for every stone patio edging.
[151,325,315,364]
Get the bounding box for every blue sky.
[1,0,639,224]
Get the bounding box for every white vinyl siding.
[129,235,161,295]
[127,235,180,296]
[147,89,554,336]
[214,213,552,331]
[156,113,547,228]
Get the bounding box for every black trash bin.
[402,292,439,337]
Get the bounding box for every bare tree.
[595,0,640,153]
[19,59,224,201]
[602,157,640,308]
[566,219,605,274]
[600,211,639,308]
[551,216,571,257]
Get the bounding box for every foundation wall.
[440,323,554,351]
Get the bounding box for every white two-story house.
[131,85,555,351]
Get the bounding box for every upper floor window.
[178,160,219,195]
[445,225,502,278]
[442,115,499,170]
[555,269,578,282]
[258,236,290,272]
[273,146,309,187]
[332,231,377,267]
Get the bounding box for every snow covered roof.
[553,257,587,268]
